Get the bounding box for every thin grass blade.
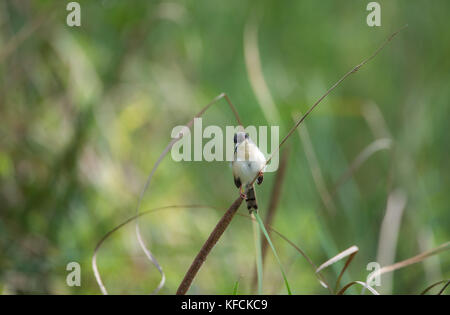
[254,212,292,295]
[252,213,264,294]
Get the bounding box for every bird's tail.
[245,185,258,212]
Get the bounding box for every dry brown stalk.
[176,197,244,294]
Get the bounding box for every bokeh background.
[1,0,449,294]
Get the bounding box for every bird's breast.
[233,141,266,184]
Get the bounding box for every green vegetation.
[0,0,449,294]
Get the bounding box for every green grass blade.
[254,212,292,295]
[232,278,240,295]
[252,213,263,294]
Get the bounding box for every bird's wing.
[234,175,242,188]
[253,145,267,172]
[232,161,242,188]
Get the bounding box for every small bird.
[232,132,266,212]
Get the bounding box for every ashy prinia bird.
[232,132,266,212]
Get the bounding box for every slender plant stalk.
[438,281,450,295]
[93,201,325,294]
[133,92,242,294]
[334,252,358,293]
[252,213,264,294]
[363,241,450,294]
[261,147,290,258]
[176,197,244,295]
[232,278,240,295]
[251,146,290,292]
[92,204,220,294]
[176,26,406,295]
[421,279,450,295]
[337,281,380,295]
[254,212,292,294]
[259,25,408,182]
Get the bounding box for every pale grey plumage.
[232,132,266,211]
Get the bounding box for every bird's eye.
[245,133,249,139]
[233,133,237,144]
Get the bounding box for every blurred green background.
[0,0,449,294]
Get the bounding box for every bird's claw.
[257,171,264,185]
[239,186,247,200]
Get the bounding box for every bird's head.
[233,132,249,146]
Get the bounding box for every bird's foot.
[257,171,264,185]
[239,186,247,200]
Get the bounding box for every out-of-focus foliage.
[0,0,449,294]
